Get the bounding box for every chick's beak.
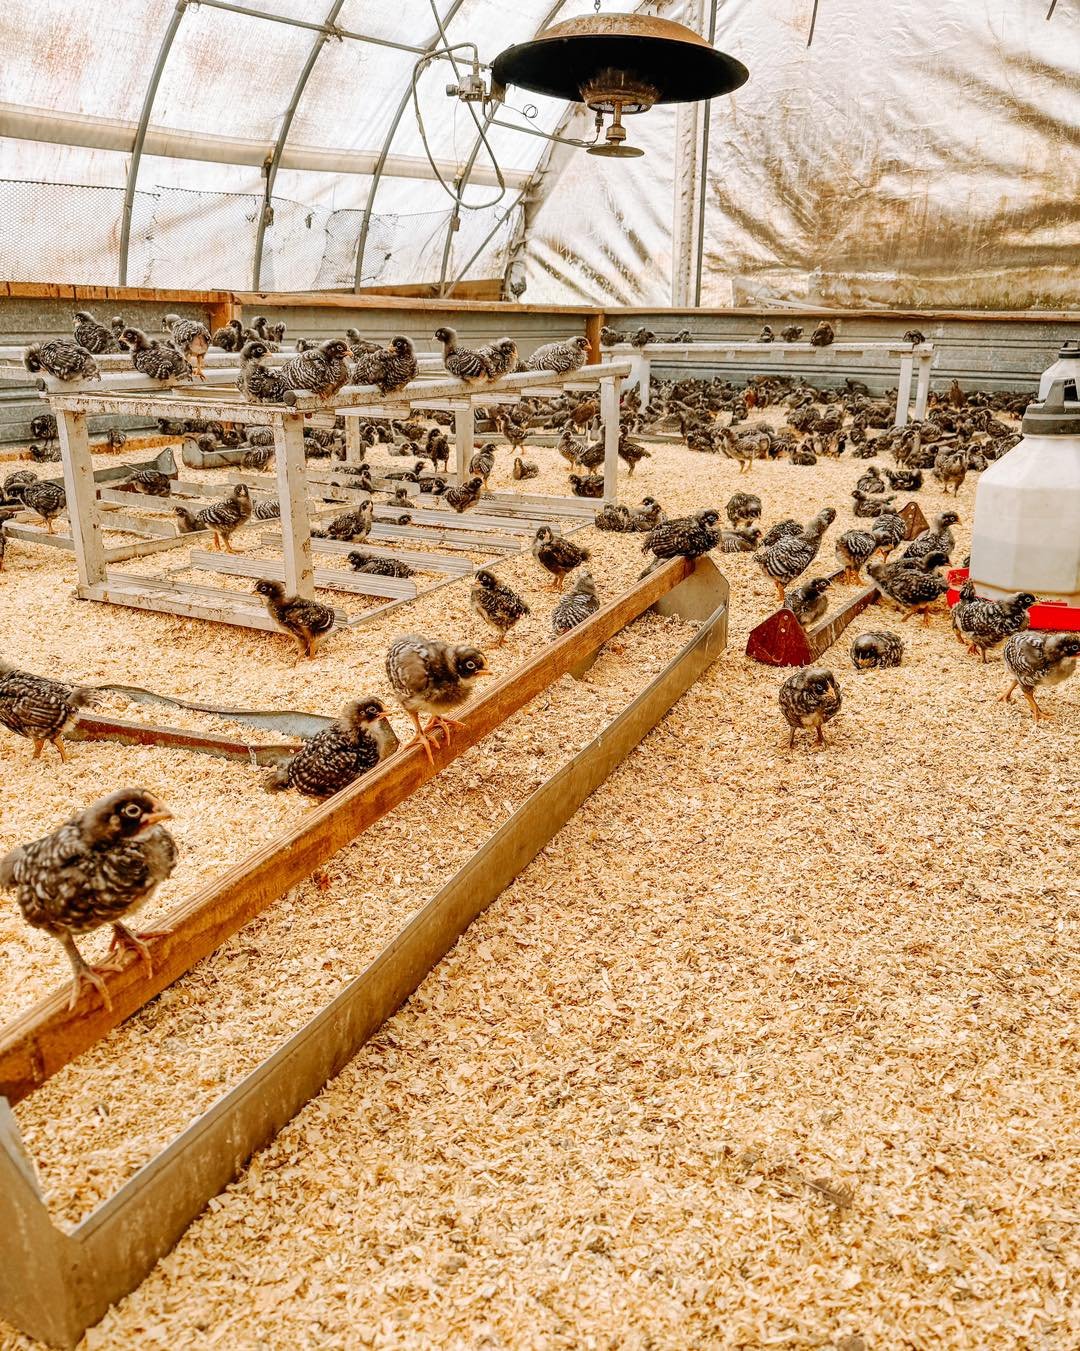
[472,666,493,678]
[143,805,173,827]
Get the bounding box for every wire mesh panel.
[137,187,261,289]
[314,207,456,289]
[258,197,333,292]
[0,179,155,285]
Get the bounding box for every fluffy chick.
[533,526,590,589]
[255,580,336,659]
[850,631,904,669]
[386,635,491,761]
[1001,631,1080,721]
[779,667,842,747]
[0,661,96,760]
[551,571,600,635]
[470,569,530,645]
[265,699,398,797]
[952,584,1035,662]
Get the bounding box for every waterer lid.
[1057,340,1080,360]
[1022,379,1080,436]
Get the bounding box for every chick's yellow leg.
[108,921,171,977]
[403,709,439,765]
[998,680,1017,704]
[51,736,68,763]
[1023,688,1047,721]
[31,738,44,759]
[58,932,113,1012]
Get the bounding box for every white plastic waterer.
[1038,341,1079,401]
[969,380,1080,604]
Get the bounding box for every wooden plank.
[0,559,692,1104]
[103,573,348,621]
[294,537,474,576]
[187,550,416,599]
[102,533,199,564]
[600,373,621,506]
[79,580,290,632]
[273,412,314,598]
[57,410,106,587]
[585,312,603,365]
[454,404,472,483]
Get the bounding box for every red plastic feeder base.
[946,569,1080,631]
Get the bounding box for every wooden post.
[344,414,364,465]
[454,404,473,485]
[914,351,932,420]
[585,312,603,366]
[206,293,240,337]
[273,412,314,598]
[601,374,622,506]
[629,351,651,406]
[895,352,914,427]
[57,410,107,589]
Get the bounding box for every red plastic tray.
[946,568,1080,631]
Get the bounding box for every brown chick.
[386,635,492,763]
[532,526,590,590]
[254,580,336,659]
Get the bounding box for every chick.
[347,551,416,578]
[903,329,926,345]
[569,473,605,498]
[526,337,590,373]
[551,571,600,635]
[754,508,836,603]
[719,526,761,553]
[618,435,651,477]
[162,313,211,378]
[122,469,171,496]
[628,497,665,532]
[759,325,774,343]
[350,336,418,394]
[477,337,518,378]
[72,310,119,354]
[469,443,497,488]
[810,320,835,347]
[434,327,494,383]
[386,635,491,761]
[533,526,590,589]
[265,699,398,797]
[852,488,897,518]
[1001,631,1080,721]
[834,529,877,583]
[24,339,100,383]
[785,574,838,626]
[952,584,1035,662]
[470,569,530,645]
[932,446,970,495]
[884,467,923,492]
[277,338,353,400]
[425,428,451,471]
[21,480,66,532]
[123,328,192,381]
[594,504,633,532]
[726,492,762,530]
[254,580,336,659]
[779,325,804,343]
[641,508,722,576]
[867,558,950,623]
[761,518,801,548]
[174,483,251,552]
[443,476,484,513]
[237,340,289,403]
[211,318,244,350]
[870,511,907,559]
[0,789,176,1009]
[630,328,655,348]
[0,661,96,760]
[902,511,960,565]
[778,667,842,747]
[513,456,540,481]
[856,465,887,494]
[850,631,904,669]
[311,499,373,543]
[4,469,37,503]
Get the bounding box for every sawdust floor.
[3,430,1079,1349]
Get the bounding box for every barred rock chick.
[754,508,836,602]
[629,497,665,532]
[123,469,170,496]
[162,313,211,378]
[3,469,36,502]
[28,443,61,463]
[834,529,877,582]
[856,465,887,494]
[0,661,95,761]
[526,336,590,373]
[619,435,650,477]
[434,327,494,383]
[902,511,960,565]
[478,337,517,378]
[253,496,280,521]
[867,558,949,623]
[123,328,192,381]
[595,503,632,532]
[24,339,99,382]
[852,488,897,518]
[513,456,539,481]
[870,511,907,559]
[641,508,722,576]
[952,583,1035,662]
[630,327,655,348]
[779,667,842,747]
[719,526,761,553]
[933,446,970,495]
[903,329,926,345]
[265,699,398,798]
[277,338,353,400]
[237,340,289,403]
[350,336,418,395]
[1001,631,1080,721]
[470,569,530,646]
[386,635,491,762]
[311,499,373,543]
[885,467,923,491]
[759,325,774,342]
[780,325,803,343]
[726,492,762,530]
[426,428,450,471]
[72,310,118,354]
[441,476,482,514]
[552,571,599,635]
[244,447,274,472]
[785,574,838,625]
[851,631,904,669]
[174,483,251,552]
[570,473,605,498]
[533,526,590,589]
[344,328,381,356]
[469,443,496,488]
[347,551,415,578]
[810,321,835,347]
[22,480,66,532]
[255,580,336,659]
[0,789,176,1010]
[761,518,800,548]
[211,318,244,350]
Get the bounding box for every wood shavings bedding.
[5,412,1079,1351]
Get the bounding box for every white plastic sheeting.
[0,0,1076,301]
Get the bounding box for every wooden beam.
[585,312,603,366]
[187,550,417,599]
[0,559,692,1104]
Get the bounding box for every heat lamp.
[491,13,748,157]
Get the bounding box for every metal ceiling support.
[353,0,472,293]
[192,0,429,56]
[252,0,347,291]
[118,0,188,286]
[436,0,569,296]
[807,0,821,47]
[692,0,719,306]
